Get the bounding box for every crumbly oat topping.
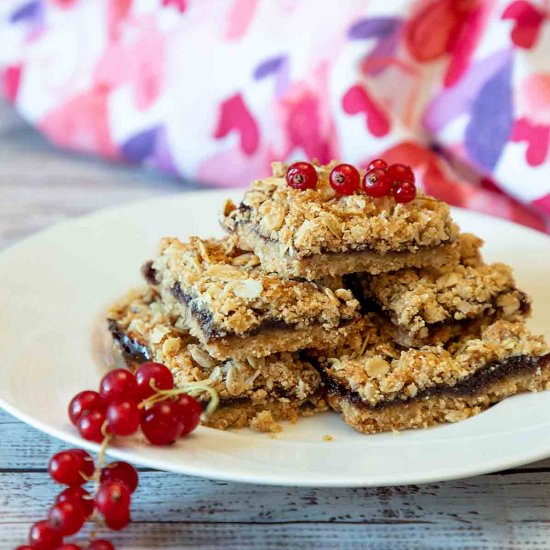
[151,236,359,336]
[358,234,529,339]
[322,320,548,406]
[222,161,459,258]
[107,288,323,403]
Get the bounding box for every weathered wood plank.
[1,470,550,525]
[3,521,550,550]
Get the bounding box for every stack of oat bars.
[108,161,550,434]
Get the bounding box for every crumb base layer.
[203,394,328,432]
[236,224,460,280]
[172,297,359,361]
[327,354,550,434]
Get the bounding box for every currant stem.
[140,381,219,417]
[88,424,111,542]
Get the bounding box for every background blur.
[1,0,549,233]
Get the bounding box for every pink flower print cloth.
[1,0,549,231]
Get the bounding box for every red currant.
[386,163,415,185]
[68,390,104,426]
[77,409,108,443]
[329,163,360,195]
[135,362,174,400]
[89,540,116,550]
[58,545,82,550]
[56,486,95,518]
[104,512,131,531]
[174,394,202,436]
[106,400,140,436]
[367,158,388,171]
[286,162,318,190]
[141,400,184,445]
[96,481,131,526]
[14,546,34,550]
[28,520,63,550]
[393,180,417,203]
[48,450,93,486]
[362,168,393,198]
[47,500,86,536]
[100,461,139,493]
[68,448,95,473]
[99,369,138,404]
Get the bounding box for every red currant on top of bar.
[367,158,388,172]
[386,163,415,185]
[362,168,393,198]
[286,162,318,190]
[329,163,360,195]
[393,180,417,203]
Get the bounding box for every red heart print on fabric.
[214,93,260,155]
[342,84,390,137]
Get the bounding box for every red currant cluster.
[16,362,211,549]
[70,362,202,445]
[20,452,136,550]
[285,159,417,203]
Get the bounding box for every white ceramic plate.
[1,191,549,487]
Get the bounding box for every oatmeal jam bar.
[107,288,327,432]
[350,234,531,347]
[145,236,360,361]
[221,162,460,280]
[315,319,549,434]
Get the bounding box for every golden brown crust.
[204,395,328,432]
[329,356,550,434]
[354,234,530,346]
[319,320,548,407]
[232,223,460,280]
[151,236,359,342]
[222,161,459,278]
[107,288,326,431]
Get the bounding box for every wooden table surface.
[1,101,549,550]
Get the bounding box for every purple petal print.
[464,60,513,171]
[274,57,289,97]
[363,23,402,76]
[253,56,285,80]
[121,128,158,162]
[423,50,512,133]
[348,17,400,40]
[152,126,178,175]
[10,0,42,22]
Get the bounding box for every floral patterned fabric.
[1,0,549,231]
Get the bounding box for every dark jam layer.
[108,320,151,363]
[171,282,354,340]
[319,353,549,410]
